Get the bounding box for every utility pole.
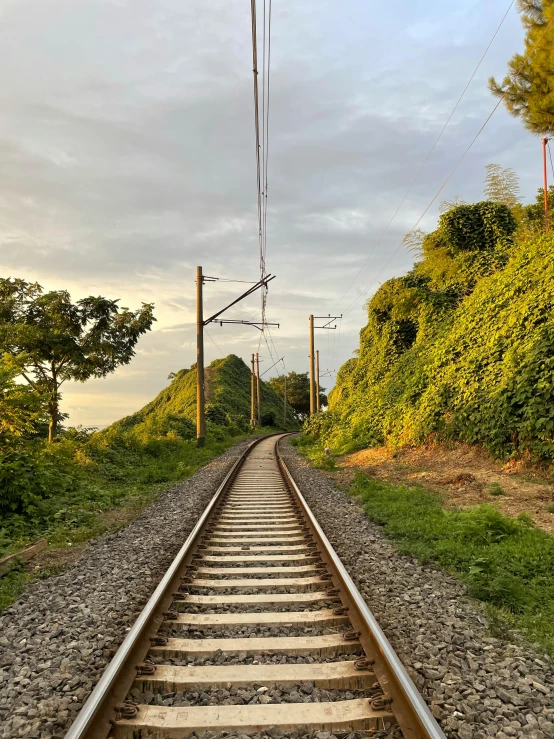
[309,314,342,416]
[256,352,262,427]
[316,349,320,413]
[284,375,287,428]
[309,314,315,416]
[543,137,549,230]
[196,266,206,447]
[195,270,279,442]
[250,354,256,427]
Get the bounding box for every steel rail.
[64,434,273,739]
[276,437,446,739]
[65,432,445,739]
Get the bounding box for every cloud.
[0,0,537,425]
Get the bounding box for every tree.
[0,353,46,442]
[489,1,554,135]
[0,278,155,442]
[267,371,327,419]
[483,163,521,207]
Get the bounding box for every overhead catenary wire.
[205,327,225,358]
[341,12,554,318]
[334,0,516,313]
[250,0,264,283]
[250,0,274,348]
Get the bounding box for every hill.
[110,354,296,439]
[309,203,554,463]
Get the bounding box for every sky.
[0,0,542,427]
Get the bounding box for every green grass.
[487,483,507,496]
[290,434,336,470]
[547,503,554,514]
[350,471,554,655]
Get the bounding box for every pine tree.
[483,163,521,207]
[489,1,554,134]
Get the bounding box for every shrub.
[0,445,74,516]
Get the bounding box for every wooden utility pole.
[196,266,206,447]
[309,314,342,416]
[543,137,549,230]
[284,375,287,427]
[316,349,320,413]
[196,270,278,442]
[256,352,262,427]
[309,314,315,415]
[251,354,256,427]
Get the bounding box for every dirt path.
[331,441,554,534]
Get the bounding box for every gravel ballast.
[279,439,554,739]
[0,439,252,739]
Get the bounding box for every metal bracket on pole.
[309,315,342,416]
[203,275,276,326]
[196,269,280,445]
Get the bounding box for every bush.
[0,445,74,516]
[206,403,227,426]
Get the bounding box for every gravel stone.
[280,439,554,739]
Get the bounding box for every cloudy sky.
[0,0,540,427]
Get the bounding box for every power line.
[250,0,263,285]
[205,327,225,357]
[342,12,554,318]
[335,0,515,312]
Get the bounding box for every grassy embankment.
[0,354,296,609]
[293,435,554,657]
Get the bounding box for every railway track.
[65,434,445,739]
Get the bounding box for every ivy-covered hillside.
[310,201,554,462]
[112,353,296,438]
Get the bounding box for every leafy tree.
[0,278,155,442]
[268,371,327,419]
[0,353,45,442]
[489,1,554,134]
[483,164,521,207]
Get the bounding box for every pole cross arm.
[314,315,342,329]
[214,319,280,331]
[203,274,276,325]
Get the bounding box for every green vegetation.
[0,353,296,608]
[487,483,507,497]
[268,371,327,420]
[308,193,554,463]
[349,471,554,655]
